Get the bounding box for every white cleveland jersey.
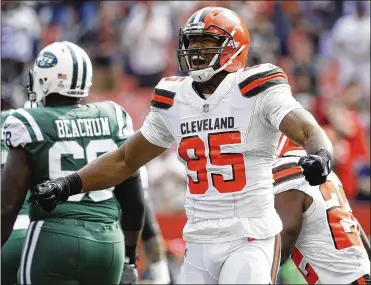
[273,145,370,284]
[141,63,303,243]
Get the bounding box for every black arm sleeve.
[142,190,161,241]
[114,174,145,232]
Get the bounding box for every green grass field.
[278,259,307,284]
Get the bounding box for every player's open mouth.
[191,55,207,68]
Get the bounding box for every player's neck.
[194,71,229,97]
[45,93,81,107]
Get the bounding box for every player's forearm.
[78,146,137,193]
[280,109,333,156]
[301,124,333,156]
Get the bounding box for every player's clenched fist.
[298,149,332,186]
[30,173,82,212]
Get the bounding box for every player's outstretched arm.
[279,109,333,186]
[30,131,167,212]
[79,131,166,192]
[1,148,31,246]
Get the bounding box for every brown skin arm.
[274,190,305,265]
[79,131,166,192]
[1,147,31,246]
[279,108,333,155]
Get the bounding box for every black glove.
[29,173,82,212]
[298,149,332,186]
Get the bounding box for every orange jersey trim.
[152,94,174,105]
[240,73,287,96]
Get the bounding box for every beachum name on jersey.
[55,117,111,138]
[181,116,234,135]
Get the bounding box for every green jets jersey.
[1,110,12,167]
[3,101,134,222]
[2,110,30,216]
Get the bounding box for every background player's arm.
[79,130,166,193]
[1,147,30,246]
[114,171,145,263]
[279,108,333,156]
[274,189,305,265]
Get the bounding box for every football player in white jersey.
[31,7,334,284]
[274,135,370,285]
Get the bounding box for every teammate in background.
[1,41,145,285]
[1,109,31,285]
[274,135,370,285]
[31,7,333,284]
[122,166,171,284]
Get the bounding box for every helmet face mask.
[26,69,39,108]
[177,23,237,73]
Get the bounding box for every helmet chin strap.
[189,44,246,83]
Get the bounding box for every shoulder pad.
[2,108,44,148]
[272,155,306,191]
[272,155,306,195]
[238,63,289,98]
[150,76,186,109]
[273,156,303,187]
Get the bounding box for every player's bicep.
[274,189,304,265]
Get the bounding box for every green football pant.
[18,219,125,285]
[2,228,27,285]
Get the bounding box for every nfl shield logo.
[203,104,209,113]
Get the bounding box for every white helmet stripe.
[81,57,87,90]
[63,41,78,89]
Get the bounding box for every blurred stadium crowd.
[1,1,370,282]
[2,0,370,210]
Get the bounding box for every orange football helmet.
[176,7,250,82]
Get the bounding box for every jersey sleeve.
[140,108,175,149]
[2,109,44,149]
[110,101,135,146]
[261,85,303,131]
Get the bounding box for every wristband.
[66,172,83,195]
[315,149,332,174]
[125,245,138,265]
[315,149,332,163]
